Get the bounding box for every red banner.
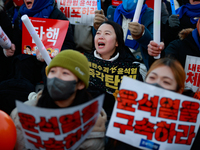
[22,17,69,58]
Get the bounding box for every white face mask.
[47,77,77,101]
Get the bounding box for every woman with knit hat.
[10,50,107,150]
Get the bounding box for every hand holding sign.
[3,43,15,57]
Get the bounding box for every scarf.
[176,3,200,24]
[19,0,54,29]
[114,4,147,50]
[192,28,200,50]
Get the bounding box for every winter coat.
[85,49,145,119]
[10,90,107,150]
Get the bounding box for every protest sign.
[22,17,69,58]
[85,53,140,93]
[16,94,104,150]
[106,76,200,150]
[185,55,200,92]
[56,0,97,26]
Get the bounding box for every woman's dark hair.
[98,20,125,58]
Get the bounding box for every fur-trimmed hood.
[178,28,194,40]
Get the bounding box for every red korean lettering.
[71,7,81,18]
[80,0,85,6]
[179,101,199,123]
[0,31,4,38]
[155,121,176,143]
[188,64,196,72]
[61,7,70,18]
[25,132,44,149]
[73,0,78,6]
[114,113,134,134]
[92,0,97,6]
[186,72,194,84]
[59,0,66,5]
[66,0,72,6]
[117,89,137,112]
[83,116,97,135]
[59,111,81,134]
[86,0,91,6]
[197,65,200,72]
[82,7,90,15]
[90,7,96,14]
[134,118,155,140]
[38,117,60,135]
[3,35,7,42]
[158,98,180,120]
[192,73,199,86]
[82,100,98,123]
[64,128,82,149]
[43,138,64,150]
[138,94,159,116]
[175,125,196,145]
[18,113,38,133]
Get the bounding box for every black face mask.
[47,77,77,101]
[148,83,176,92]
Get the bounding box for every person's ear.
[115,41,118,47]
[77,81,85,90]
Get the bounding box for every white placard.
[106,76,200,150]
[56,0,97,26]
[16,94,104,150]
[185,55,200,92]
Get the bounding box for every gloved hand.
[168,14,180,28]
[128,22,143,36]
[94,9,107,30]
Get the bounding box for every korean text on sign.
[16,94,104,150]
[56,0,97,25]
[106,77,200,150]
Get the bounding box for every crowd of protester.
[0,0,200,149]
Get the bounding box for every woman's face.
[24,0,34,9]
[145,65,178,91]
[95,24,118,60]
[189,0,200,5]
[48,67,78,82]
